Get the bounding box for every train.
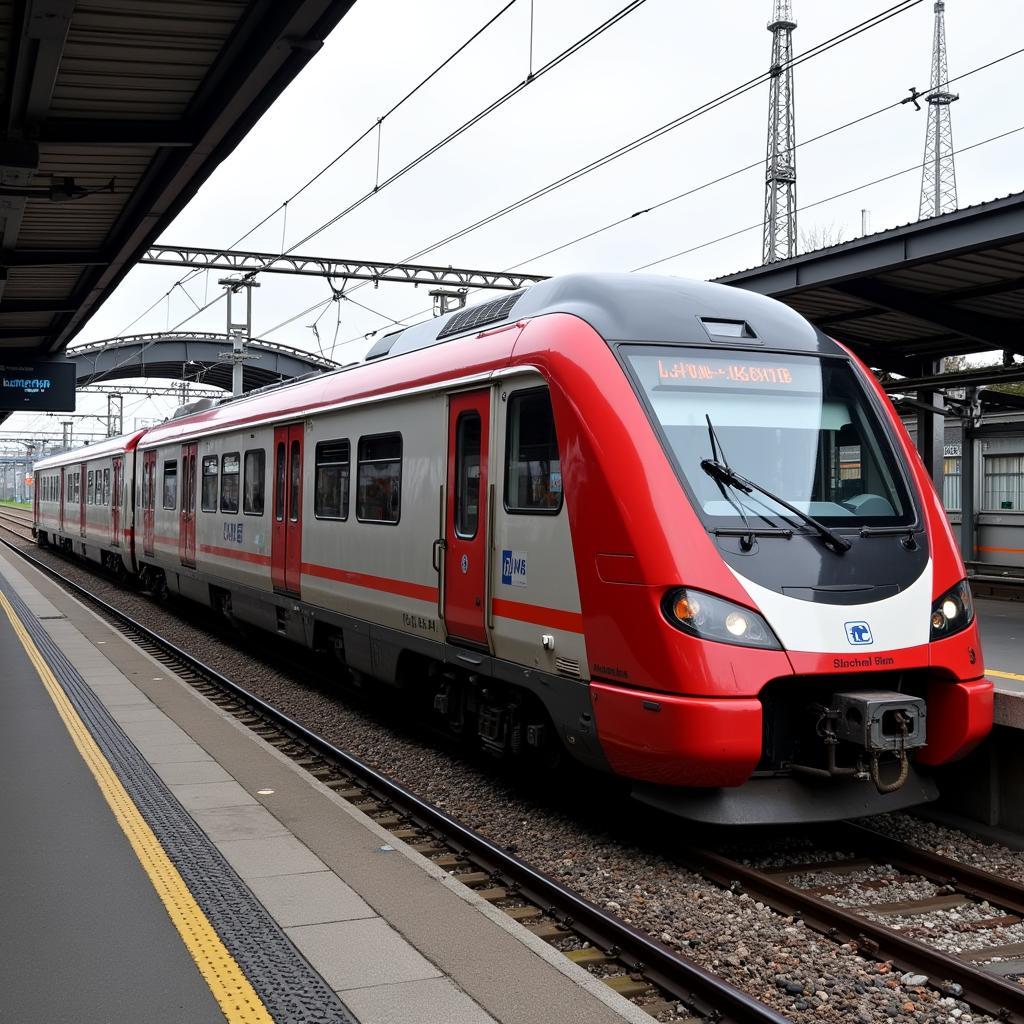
[32,273,993,824]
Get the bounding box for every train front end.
[524,274,994,824]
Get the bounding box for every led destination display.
[656,358,796,386]
[0,360,76,411]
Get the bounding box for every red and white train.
[33,274,993,823]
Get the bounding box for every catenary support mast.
[762,0,798,263]
[918,0,959,219]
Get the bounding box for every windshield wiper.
[700,452,852,555]
[704,414,755,551]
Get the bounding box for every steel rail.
[0,535,788,1024]
[838,820,1024,917]
[685,843,1024,1024]
[0,509,35,539]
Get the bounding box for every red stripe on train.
[491,598,584,634]
[301,562,437,603]
[199,543,273,566]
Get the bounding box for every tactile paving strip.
[0,577,358,1024]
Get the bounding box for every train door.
[111,457,123,548]
[59,467,65,532]
[79,462,86,537]
[143,450,156,557]
[272,424,303,595]
[443,390,490,646]
[178,443,197,568]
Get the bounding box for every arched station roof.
[69,332,340,393]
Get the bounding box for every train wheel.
[150,571,169,602]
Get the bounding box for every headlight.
[663,587,781,649]
[929,579,974,641]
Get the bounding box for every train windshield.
[623,346,915,529]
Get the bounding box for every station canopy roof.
[717,191,1024,377]
[0,0,354,381]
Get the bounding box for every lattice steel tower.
[762,0,798,264]
[918,0,959,219]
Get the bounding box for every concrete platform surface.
[0,584,224,1024]
[0,544,646,1024]
[977,597,1024,691]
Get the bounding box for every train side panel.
[488,372,586,680]
[32,432,141,574]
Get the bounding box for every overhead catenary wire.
[113,0,523,338]
[100,0,644,393]
[503,44,1024,272]
[388,0,927,271]
[120,0,923,352]
[324,40,1024,351]
[632,122,1024,272]
[249,0,653,294]
[296,0,936,348]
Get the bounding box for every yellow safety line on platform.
[0,589,274,1024]
[989,668,1024,682]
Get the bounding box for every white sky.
[8,0,1023,446]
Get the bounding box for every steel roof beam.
[0,0,73,297]
[832,278,1018,351]
[5,0,74,134]
[935,272,1024,303]
[141,244,549,292]
[0,326,47,338]
[881,364,1024,392]
[0,249,108,266]
[35,119,196,147]
[0,298,79,314]
[719,193,1024,295]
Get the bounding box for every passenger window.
[103,468,110,505]
[314,440,350,520]
[201,456,218,512]
[275,442,285,522]
[357,434,401,523]
[221,452,240,513]
[455,413,481,538]
[87,470,94,505]
[505,389,563,513]
[244,450,265,515]
[163,461,178,510]
[289,441,301,523]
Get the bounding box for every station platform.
[930,596,1024,835]
[976,596,1024,701]
[0,544,645,1024]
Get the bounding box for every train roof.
[370,272,831,360]
[33,430,147,471]
[76,274,836,449]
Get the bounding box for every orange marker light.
[673,595,700,622]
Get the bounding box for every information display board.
[0,360,76,411]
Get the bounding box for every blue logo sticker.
[501,549,527,587]
[845,621,873,645]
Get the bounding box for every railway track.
[0,534,787,1024]
[9,527,1024,1023]
[0,506,35,541]
[685,825,1024,1022]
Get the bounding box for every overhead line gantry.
[141,245,549,294]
